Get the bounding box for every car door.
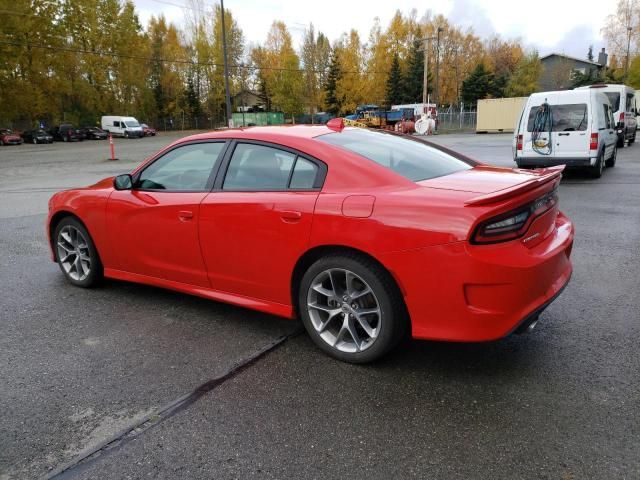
[552,103,590,158]
[199,141,326,304]
[107,141,227,287]
[601,103,616,157]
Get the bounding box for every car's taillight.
[590,132,598,150]
[619,112,625,124]
[472,188,559,244]
[517,134,523,151]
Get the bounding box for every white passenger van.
[101,116,144,138]
[513,89,618,178]
[576,84,637,146]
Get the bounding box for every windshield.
[125,121,140,127]
[1,129,13,134]
[605,92,620,112]
[317,129,472,182]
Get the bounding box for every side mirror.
[114,174,133,190]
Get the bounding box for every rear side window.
[223,144,296,190]
[317,129,472,182]
[526,104,588,132]
[626,93,635,113]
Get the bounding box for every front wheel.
[54,217,103,287]
[298,254,406,363]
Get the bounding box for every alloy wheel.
[306,268,381,353]
[56,225,91,281]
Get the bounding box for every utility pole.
[220,0,233,128]
[421,36,437,108]
[625,25,633,80]
[434,27,443,107]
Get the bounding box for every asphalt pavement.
[1,131,639,479]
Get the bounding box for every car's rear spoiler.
[464,165,564,206]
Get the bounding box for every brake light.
[619,112,625,123]
[517,134,523,151]
[472,188,558,244]
[590,132,598,150]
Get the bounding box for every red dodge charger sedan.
[47,121,574,363]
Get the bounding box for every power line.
[0,40,386,75]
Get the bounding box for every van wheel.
[616,136,625,148]
[590,150,604,178]
[605,146,617,167]
[629,133,636,145]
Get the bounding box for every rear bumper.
[516,156,595,168]
[380,212,574,342]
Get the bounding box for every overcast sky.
[134,0,617,59]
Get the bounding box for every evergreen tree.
[324,49,342,115]
[257,74,271,111]
[402,39,431,103]
[461,63,493,105]
[385,54,403,107]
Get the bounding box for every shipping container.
[476,97,527,133]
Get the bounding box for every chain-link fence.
[436,106,477,132]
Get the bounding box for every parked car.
[47,123,574,363]
[0,129,24,145]
[576,84,637,147]
[513,89,618,178]
[50,124,80,142]
[80,127,108,140]
[141,123,157,136]
[21,129,53,144]
[101,116,144,138]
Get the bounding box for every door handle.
[558,132,570,136]
[178,210,194,221]
[279,210,302,222]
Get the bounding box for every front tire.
[298,254,406,363]
[54,217,103,288]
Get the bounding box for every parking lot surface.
[1,131,639,479]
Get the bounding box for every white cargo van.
[576,84,637,146]
[513,89,618,178]
[101,116,144,138]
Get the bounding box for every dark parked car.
[0,129,23,145]
[141,123,157,136]
[21,129,54,144]
[80,127,108,140]
[50,124,80,142]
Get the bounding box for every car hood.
[418,165,540,194]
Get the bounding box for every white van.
[576,84,637,146]
[101,116,144,138]
[513,89,618,178]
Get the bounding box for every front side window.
[114,121,120,127]
[138,142,224,191]
[605,92,620,112]
[223,143,297,190]
[317,129,472,182]
[526,104,588,132]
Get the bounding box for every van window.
[113,121,120,127]
[526,104,588,132]
[626,93,635,113]
[605,92,620,111]
[602,104,611,129]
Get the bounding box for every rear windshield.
[317,129,472,182]
[605,92,620,111]
[526,103,588,132]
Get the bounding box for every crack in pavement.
[42,327,304,480]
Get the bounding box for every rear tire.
[590,150,604,178]
[629,133,636,145]
[53,217,103,288]
[298,253,407,363]
[605,146,617,168]
[617,136,625,148]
